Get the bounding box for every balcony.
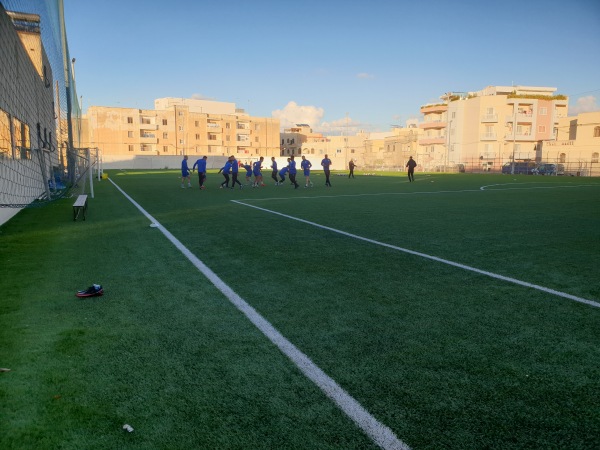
[207,123,222,132]
[504,132,535,141]
[481,114,498,122]
[139,117,157,130]
[236,127,250,134]
[480,133,497,141]
[505,113,533,123]
[418,137,446,145]
[420,120,447,130]
[139,133,157,144]
[420,104,447,114]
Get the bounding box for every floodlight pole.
[511,102,517,175]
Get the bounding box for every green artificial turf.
[1,170,599,449]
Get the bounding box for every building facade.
[419,86,569,172]
[82,98,280,164]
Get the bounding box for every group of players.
[180,154,334,190]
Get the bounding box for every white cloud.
[569,96,599,114]
[191,93,214,100]
[272,101,324,129]
[356,72,374,79]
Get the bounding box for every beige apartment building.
[82,97,280,166]
[419,85,569,172]
[363,125,422,170]
[280,124,366,170]
[547,111,600,176]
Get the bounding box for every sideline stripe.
[108,178,410,450]
[232,200,600,309]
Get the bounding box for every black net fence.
[0,0,89,209]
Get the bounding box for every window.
[163,132,168,139]
[560,153,566,163]
[226,123,231,129]
[486,107,494,115]
[592,152,599,163]
[162,119,167,125]
[538,125,546,133]
[128,131,133,138]
[255,124,261,131]
[226,136,230,142]
[178,126,183,131]
[195,121,199,127]
[255,137,259,142]
[594,126,600,137]
[351,149,355,154]
[179,139,183,145]
[178,111,183,116]
[127,117,133,124]
[540,107,547,115]
[163,146,168,153]
[128,145,134,152]
[141,144,150,152]
[195,134,200,140]
[0,108,12,158]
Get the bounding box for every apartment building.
[419,86,568,172]
[82,97,280,163]
[280,124,367,170]
[545,111,600,176]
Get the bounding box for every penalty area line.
[231,199,600,309]
[108,178,410,450]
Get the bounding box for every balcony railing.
[481,114,498,122]
[419,120,447,130]
[480,133,497,140]
[418,137,446,145]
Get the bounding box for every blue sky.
[64,0,600,133]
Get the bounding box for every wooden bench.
[73,194,88,221]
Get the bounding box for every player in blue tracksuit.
[252,156,264,187]
[278,162,289,184]
[230,156,243,189]
[181,155,191,188]
[192,155,208,189]
[301,155,313,188]
[218,159,232,188]
[288,155,299,189]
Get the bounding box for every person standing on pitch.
[348,159,356,178]
[192,155,208,189]
[218,158,232,189]
[230,155,243,189]
[301,155,313,187]
[181,155,191,188]
[270,157,279,185]
[289,155,299,189]
[406,156,417,182]
[321,154,332,187]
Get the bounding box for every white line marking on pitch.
[238,183,598,202]
[231,200,600,309]
[108,178,410,450]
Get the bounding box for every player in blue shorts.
[243,163,253,185]
[301,155,313,188]
[181,155,191,188]
[252,156,265,187]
